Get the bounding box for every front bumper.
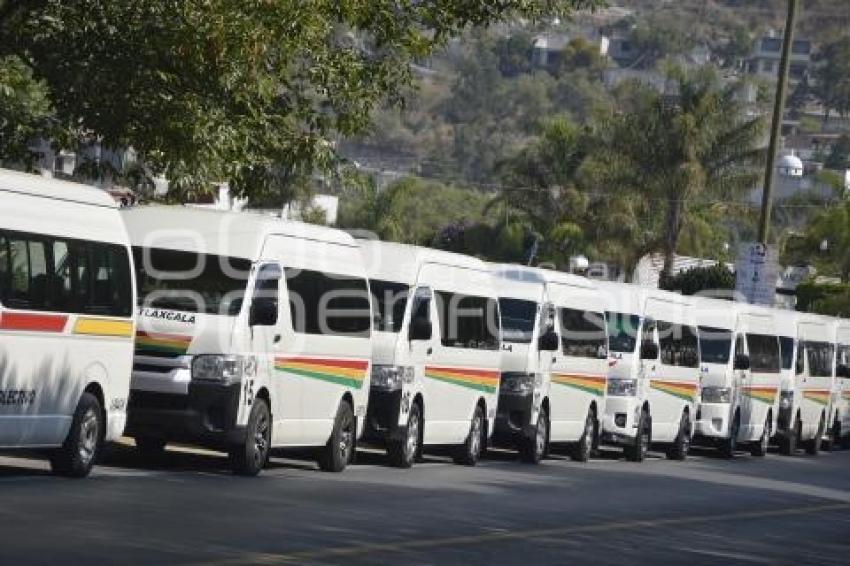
[126,381,246,449]
[694,403,732,439]
[492,392,535,447]
[601,396,639,444]
[364,389,405,444]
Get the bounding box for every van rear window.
[133,247,251,315]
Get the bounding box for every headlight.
[701,386,732,404]
[371,365,415,390]
[779,391,794,410]
[607,378,637,397]
[500,373,536,395]
[192,354,255,385]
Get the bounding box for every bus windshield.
[698,326,732,364]
[133,247,251,315]
[499,298,538,344]
[606,312,641,353]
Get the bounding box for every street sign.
[735,242,779,306]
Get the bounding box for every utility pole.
[758,0,799,244]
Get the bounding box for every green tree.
[0,0,600,197]
[0,56,57,169]
[802,200,850,282]
[659,264,735,296]
[814,37,850,119]
[825,135,850,170]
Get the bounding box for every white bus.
[794,312,836,455]
[834,318,850,448]
[359,240,501,468]
[123,206,372,475]
[492,265,608,463]
[0,168,135,477]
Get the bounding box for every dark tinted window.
[499,298,537,344]
[606,312,641,353]
[779,337,794,370]
[435,291,500,350]
[133,247,251,315]
[796,342,806,375]
[698,326,732,365]
[369,279,409,333]
[0,230,131,317]
[286,268,371,337]
[560,308,607,359]
[658,321,699,368]
[838,346,850,368]
[747,333,781,374]
[806,341,834,378]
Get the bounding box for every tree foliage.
[659,264,735,296]
[796,281,850,317]
[0,0,600,197]
[814,36,850,119]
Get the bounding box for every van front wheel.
[570,408,596,462]
[50,392,103,478]
[318,401,355,472]
[230,398,271,476]
[520,406,548,464]
[666,412,691,461]
[625,410,650,462]
[388,403,421,468]
[453,405,485,466]
[750,415,771,457]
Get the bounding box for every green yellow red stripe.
[425,366,499,394]
[552,373,606,396]
[135,330,192,355]
[651,380,698,402]
[74,318,133,338]
[742,386,778,405]
[276,357,368,389]
[803,389,830,406]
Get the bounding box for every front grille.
[133,363,175,374]
[134,347,183,360]
[129,391,188,411]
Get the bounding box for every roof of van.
[0,167,116,208]
[358,239,488,284]
[121,205,357,259]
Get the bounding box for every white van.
[359,240,501,468]
[834,319,850,448]
[773,308,800,455]
[491,265,608,463]
[122,206,372,475]
[600,284,700,461]
[0,168,135,477]
[794,312,836,454]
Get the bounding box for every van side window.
[658,321,699,368]
[88,243,132,316]
[796,342,805,375]
[806,341,834,378]
[410,287,431,323]
[778,336,794,370]
[286,268,371,337]
[0,234,8,300]
[435,291,499,350]
[559,308,606,359]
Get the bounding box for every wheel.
[520,406,549,464]
[50,392,104,478]
[453,405,485,466]
[134,436,167,459]
[750,414,771,457]
[825,420,841,451]
[318,401,356,472]
[719,413,740,459]
[388,403,421,468]
[230,398,271,476]
[804,415,825,456]
[625,410,650,462]
[780,415,801,456]
[666,411,691,461]
[570,408,596,462]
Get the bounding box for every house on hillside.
[746,29,812,83]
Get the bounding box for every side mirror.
[409,317,432,341]
[734,353,751,371]
[838,364,850,378]
[640,341,658,360]
[538,329,559,352]
[249,298,278,326]
[596,345,609,360]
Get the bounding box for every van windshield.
[698,326,732,364]
[133,247,251,315]
[606,312,641,353]
[499,298,537,344]
[747,333,781,374]
[368,279,409,333]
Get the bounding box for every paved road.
[2,442,850,565]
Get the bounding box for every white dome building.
[777,153,804,178]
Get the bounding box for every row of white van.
[1,169,849,477]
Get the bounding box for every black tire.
[453,405,485,466]
[804,415,825,456]
[134,436,167,459]
[666,411,691,461]
[50,392,104,478]
[825,420,841,452]
[625,410,650,463]
[388,403,421,468]
[230,398,271,476]
[571,408,596,463]
[318,401,356,472]
[719,412,740,459]
[520,406,549,464]
[750,414,771,457]
[779,415,801,456]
